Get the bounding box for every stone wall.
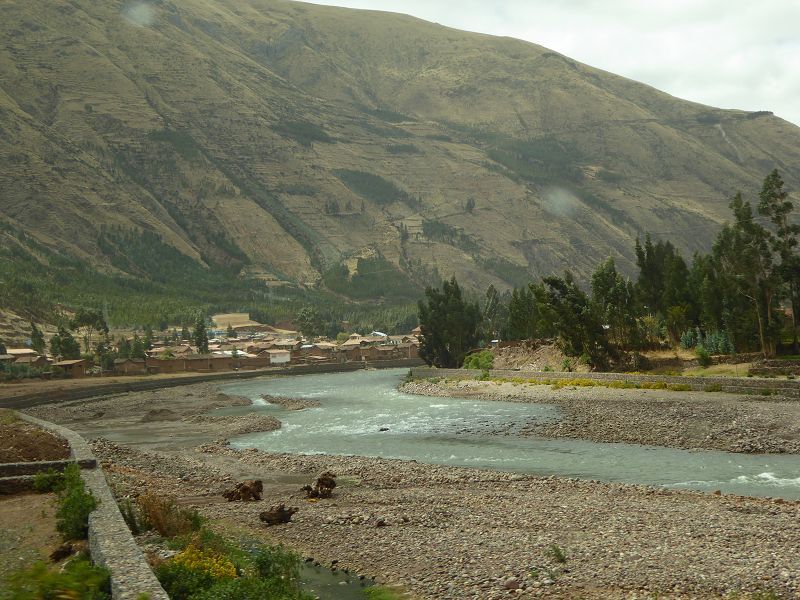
[17,414,169,599]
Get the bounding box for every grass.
[0,408,18,425]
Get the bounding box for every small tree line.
[418,170,798,367]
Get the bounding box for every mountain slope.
[1,0,799,305]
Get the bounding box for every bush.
[5,557,110,599]
[32,468,66,493]
[154,561,216,600]
[138,493,203,538]
[191,576,312,600]
[56,464,97,541]
[463,350,494,370]
[252,545,302,582]
[695,346,712,367]
[120,497,150,535]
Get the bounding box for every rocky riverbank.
[89,438,800,600]
[260,394,321,410]
[401,379,800,454]
[23,383,270,450]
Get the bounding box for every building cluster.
[0,327,421,379]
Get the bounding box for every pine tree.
[226,323,237,338]
[417,277,482,368]
[193,317,209,354]
[131,335,146,359]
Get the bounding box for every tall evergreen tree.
[417,277,482,368]
[130,335,146,359]
[193,317,209,354]
[543,272,610,367]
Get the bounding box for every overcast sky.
[310,0,800,127]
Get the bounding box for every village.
[0,313,421,380]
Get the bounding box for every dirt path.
[0,493,60,586]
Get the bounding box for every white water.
[219,369,800,499]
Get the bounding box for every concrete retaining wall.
[410,367,800,399]
[16,414,169,599]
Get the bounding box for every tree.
[193,317,209,354]
[417,276,482,368]
[0,340,6,355]
[130,335,146,359]
[464,197,476,213]
[94,338,116,372]
[70,308,108,353]
[180,325,190,341]
[295,306,324,338]
[590,258,639,349]
[50,327,81,360]
[226,323,237,338]
[543,272,610,368]
[758,169,799,351]
[714,193,779,357]
[30,322,46,355]
[117,337,131,360]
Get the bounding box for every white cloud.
[309,0,800,126]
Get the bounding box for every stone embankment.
[15,415,169,599]
[403,372,800,454]
[91,439,800,600]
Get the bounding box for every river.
[219,368,800,499]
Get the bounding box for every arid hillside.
[1,0,799,299]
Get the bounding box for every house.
[113,358,147,375]
[264,349,291,365]
[411,325,422,336]
[6,348,38,358]
[53,359,87,378]
[13,355,50,368]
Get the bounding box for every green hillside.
[1,0,799,324]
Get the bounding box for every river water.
[219,368,800,499]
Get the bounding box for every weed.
[32,468,65,493]
[56,464,97,541]
[138,493,203,538]
[547,544,567,564]
[5,557,110,599]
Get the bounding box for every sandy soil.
[24,383,275,451]
[0,410,70,462]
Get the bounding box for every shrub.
[191,576,313,600]
[32,468,66,493]
[5,557,110,599]
[56,464,97,541]
[120,497,150,535]
[138,493,203,538]
[172,544,237,579]
[154,561,216,600]
[252,545,303,582]
[695,346,712,367]
[463,350,494,370]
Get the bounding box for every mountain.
[1,0,799,312]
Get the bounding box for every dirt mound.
[0,413,70,462]
[140,408,181,422]
[492,341,590,372]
